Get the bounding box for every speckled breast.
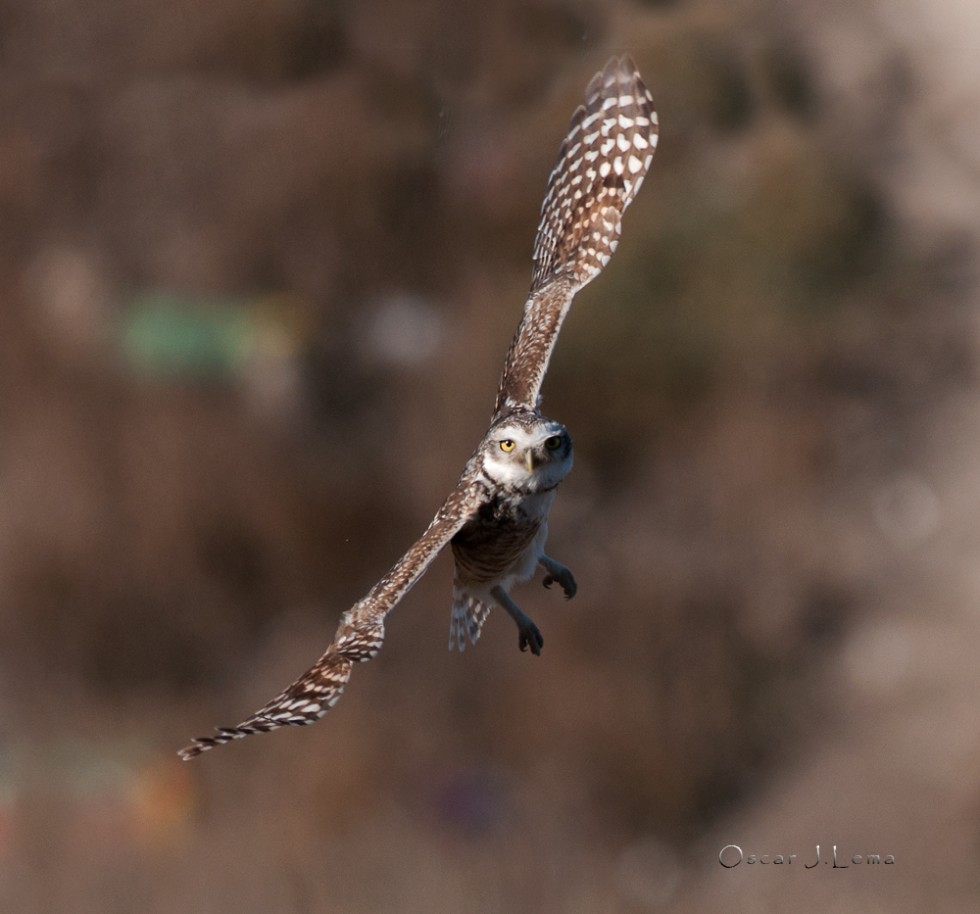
[450,505,542,585]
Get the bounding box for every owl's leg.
[490,585,543,656]
[539,555,577,599]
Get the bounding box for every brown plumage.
[495,56,657,419]
[179,57,658,759]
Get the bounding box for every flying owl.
[179,56,658,759]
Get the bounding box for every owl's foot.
[518,619,544,656]
[491,585,544,656]
[540,555,577,599]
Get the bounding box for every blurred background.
[2,0,979,910]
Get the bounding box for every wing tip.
[177,728,243,761]
[177,711,324,760]
[175,614,386,760]
[591,54,656,114]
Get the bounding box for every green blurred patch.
[117,290,308,382]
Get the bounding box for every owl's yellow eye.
[544,435,563,450]
[499,439,516,452]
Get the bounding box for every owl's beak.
[524,450,538,472]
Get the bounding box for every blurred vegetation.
[0,0,975,911]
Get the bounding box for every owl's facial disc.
[484,417,573,492]
[523,433,563,471]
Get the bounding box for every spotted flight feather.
[494,55,658,419]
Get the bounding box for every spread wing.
[178,480,485,759]
[493,56,658,419]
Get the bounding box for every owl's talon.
[540,559,577,599]
[519,623,543,656]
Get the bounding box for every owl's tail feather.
[448,584,493,651]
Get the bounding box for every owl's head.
[481,413,573,493]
